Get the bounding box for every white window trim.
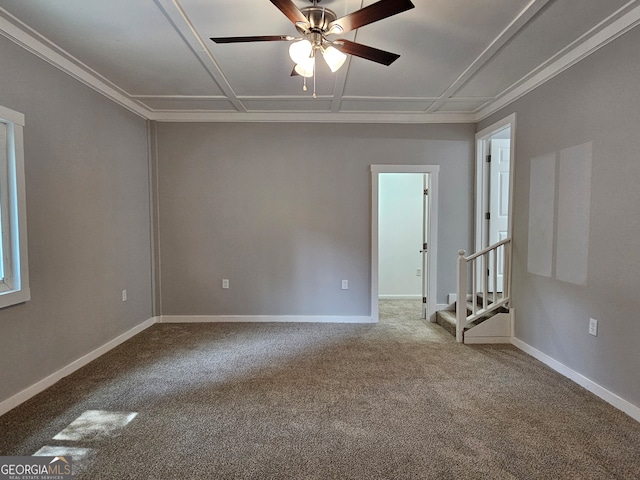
[0,105,30,308]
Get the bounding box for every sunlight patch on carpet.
[53,410,138,441]
[33,445,94,474]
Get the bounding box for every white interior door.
[421,174,429,319]
[378,174,423,301]
[489,139,510,291]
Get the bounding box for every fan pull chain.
[302,76,307,91]
[313,58,317,99]
[312,66,318,98]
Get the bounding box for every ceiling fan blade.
[291,67,299,76]
[329,0,415,33]
[269,0,309,25]
[211,35,294,43]
[334,39,400,66]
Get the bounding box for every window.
[0,105,29,308]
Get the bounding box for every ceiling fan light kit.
[211,0,415,97]
[322,46,347,72]
[289,38,312,64]
[294,57,315,77]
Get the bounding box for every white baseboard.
[512,337,640,423]
[378,295,422,300]
[160,315,375,324]
[0,317,158,417]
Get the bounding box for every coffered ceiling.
[1,0,639,122]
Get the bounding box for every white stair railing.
[456,238,512,342]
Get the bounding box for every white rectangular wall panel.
[527,153,556,277]
[556,142,592,285]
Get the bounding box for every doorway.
[371,165,439,322]
[475,114,515,292]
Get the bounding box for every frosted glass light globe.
[294,57,315,78]
[322,46,347,72]
[289,39,312,64]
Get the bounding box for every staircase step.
[476,292,504,303]
[435,310,457,337]
[436,302,509,338]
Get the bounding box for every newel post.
[456,249,467,343]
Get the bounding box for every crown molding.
[145,110,476,123]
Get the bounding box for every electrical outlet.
[341,280,348,290]
[589,318,598,336]
[416,268,421,277]
[121,289,127,302]
[222,279,229,289]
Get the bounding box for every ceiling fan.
[211,0,415,96]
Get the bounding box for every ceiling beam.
[330,0,363,112]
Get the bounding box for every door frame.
[371,165,440,323]
[475,113,516,254]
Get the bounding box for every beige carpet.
[1,300,639,479]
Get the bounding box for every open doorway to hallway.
[378,173,426,318]
[371,165,439,323]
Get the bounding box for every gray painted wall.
[0,35,153,404]
[479,26,640,408]
[155,122,475,315]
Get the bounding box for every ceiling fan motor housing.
[297,6,337,34]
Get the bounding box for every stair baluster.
[454,238,512,342]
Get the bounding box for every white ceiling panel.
[242,98,333,111]
[182,0,298,96]
[0,0,224,96]
[434,100,491,113]
[457,0,633,98]
[343,0,531,97]
[140,98,237,111]
[339,99,433,112]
